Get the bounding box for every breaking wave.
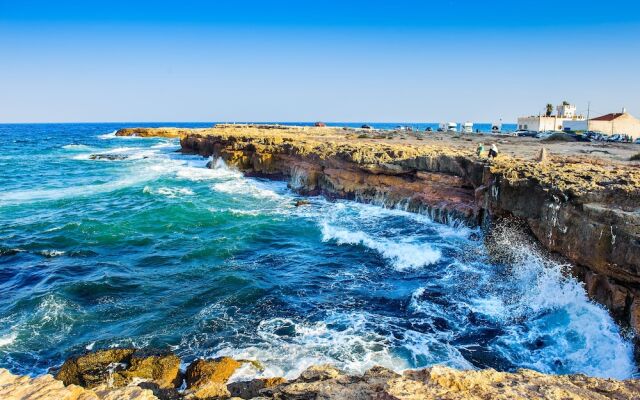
[321,223,441,270]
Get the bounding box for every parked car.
[567,133,591,142]
[607,134,622,142]
[515,130,537,137]
[635,138,640,144]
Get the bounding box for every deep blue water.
[0,123,635,380]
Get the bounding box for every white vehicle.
[439,122,457,132]
[460,121,473,133]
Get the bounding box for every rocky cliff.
[116,125,640,348]
[3,349,640,399]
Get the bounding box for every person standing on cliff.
[476,143,485,158]
[488,143,499,159]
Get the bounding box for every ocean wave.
[408,225,636,379]
[211,180,283,200]
[320,223,441,270]
[143,186,195,198]
[62,144,94,151]
[37,250,66,258]
[97,130,117,139]
[0,174,153,205]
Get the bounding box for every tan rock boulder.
[55,349,180,390]
[184,357,242,399]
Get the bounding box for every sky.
[1,0,639,123]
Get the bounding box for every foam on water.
[321,222,441,270]
[143,186,195,198]
[62,144,95,151]
[0,332,17,347]
[97,130,117,139]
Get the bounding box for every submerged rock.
[88,154,130,161]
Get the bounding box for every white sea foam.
[38,250,66,257]
[215,314,413,381]
[212,180,282,200]
[62,144,94,151]
[97,130,117,139]
[143,186,195,198]
[0,332,17,347]
[320,222,441,270]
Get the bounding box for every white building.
[517,102,584,132]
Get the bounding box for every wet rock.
[227,377,286,399]
[294,200,310,207]
[89,154,129,161]
[184,357,241,399]
[55,349,180,390]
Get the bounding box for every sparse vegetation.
[631,153,640,161]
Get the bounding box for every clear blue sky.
[1,0,639,122]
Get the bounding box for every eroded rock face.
[55,348,181,389]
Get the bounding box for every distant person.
[488,143,499,159]
[476,143,485,157]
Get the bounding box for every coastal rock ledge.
[2,349,640,400]
[117,124,640,345]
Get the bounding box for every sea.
[0,123,636,381]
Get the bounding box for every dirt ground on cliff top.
[262,127,640,163]
[204,124,640,165]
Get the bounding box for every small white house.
[517,102,584,132]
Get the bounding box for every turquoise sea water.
[0,123,635,380]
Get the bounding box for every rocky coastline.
[146,124,640,347]
[2,348,639,399]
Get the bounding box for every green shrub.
[631,153,640,161]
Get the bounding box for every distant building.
[517,102,584,132]
[564,109,640,139]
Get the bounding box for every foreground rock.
[4,360,640,400]
[56,348,181,389]
[0,368,157,400]
[184,357,241,399]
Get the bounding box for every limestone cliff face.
[120,125,640,344]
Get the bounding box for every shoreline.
[118,124,640,354]
[2,348,639,399]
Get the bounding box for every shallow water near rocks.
[0,123,636,380]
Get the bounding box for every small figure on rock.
[476,143,485,157]
[295,200,310,207]
[488,143,499,159]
